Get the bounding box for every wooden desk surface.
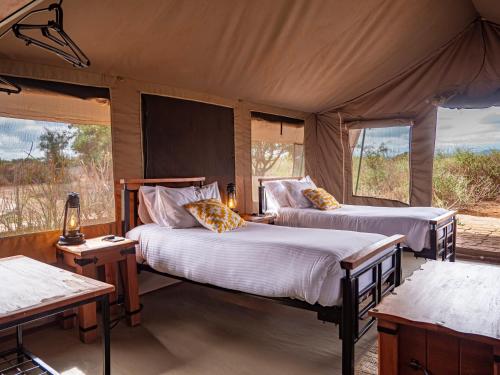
[56,236,137,256]
[369,261,500,346]
[0,256,115,326]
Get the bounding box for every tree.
[71,125,111,164]
[39,128,73,169]
[251,141,293,176]
[70,124,114,224]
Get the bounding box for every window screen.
[351,125,411,203]
[251,112,305,209]
[0,81,113,237]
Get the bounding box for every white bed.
[274,205,448,252]
[126,222,392,307]
[259,177,456,259]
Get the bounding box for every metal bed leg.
[395,245,402,286]
[341,272,355,375]
[450,217,457,262]
[430,224,438,261]
[101,295,111,375]
[450,250,456,262]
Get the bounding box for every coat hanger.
[0,75,22,94]
[11,1,90,68]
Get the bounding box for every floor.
[456,214,500,263]
[1,254,425,375]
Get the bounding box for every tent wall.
[0,58,308,261]
[308,20,500,207]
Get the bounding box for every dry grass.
[352,153,410,203]
[0,125,114,237]
[432,150,499,210]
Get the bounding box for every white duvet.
[275,205,448,251]
[127,223,388,306]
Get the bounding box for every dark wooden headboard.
[120,177,205,234]
[257,176,302,215]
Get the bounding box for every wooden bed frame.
[120,177,404,375]
[258,177,456,262]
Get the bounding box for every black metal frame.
[411,214,456,261]
[11,2,91,68]
[257,180,456,262]
[0,294,111,375]
[0,75,22,95]
[121,178,403,375]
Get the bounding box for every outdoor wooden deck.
[456,214,500,264]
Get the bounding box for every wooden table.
[0,256,114,375]
[369,261,500,375]
[56,236,140,343]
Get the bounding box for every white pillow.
[281,176,317,209]
[196,181,221,201]
[139,182,222,229]
[138,186,155,224]
[263,180,291,208]
[154,185,200,228]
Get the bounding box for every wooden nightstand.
[241,213,276,224]
[56,236,140,343]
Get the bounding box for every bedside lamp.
[59,192,85,245]
[226,183,238,212]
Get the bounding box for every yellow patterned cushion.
[184,199,246,233]
[303,188,341,210]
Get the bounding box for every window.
[351,125,411,203]
[251,112,305,209]
[0,117,114,236]
[433,106,499,211]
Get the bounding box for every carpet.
[355,344,378,375]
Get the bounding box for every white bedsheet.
[126,223,387,306]
[275,205,449,251]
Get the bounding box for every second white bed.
[127,222,391,307]
[274,205,448,252]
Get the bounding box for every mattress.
[126,223,390,306]
[275,205,449,252]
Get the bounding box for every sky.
[352,126,411,157]
[0,117,72,160]
[435,106,500,153]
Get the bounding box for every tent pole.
[354,129,366,195]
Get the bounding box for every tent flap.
[309,20,500,207]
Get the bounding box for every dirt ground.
[459,198,500,218]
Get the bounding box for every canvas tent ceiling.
[0,0,497,113]
[0,0,37,23]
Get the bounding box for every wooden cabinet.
[370,261,500,375]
